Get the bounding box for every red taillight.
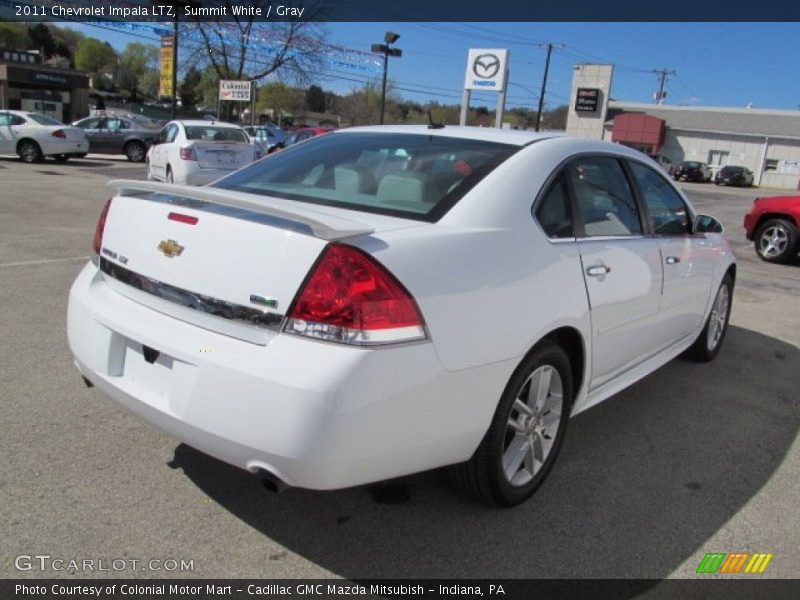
[93,198,112,255]
[180,146,197,161]
[284,244,426,345]
[168,211,198,225]
[52,129,67,139]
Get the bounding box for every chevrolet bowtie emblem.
[157,239,184,258]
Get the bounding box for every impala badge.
[157,239,184,258]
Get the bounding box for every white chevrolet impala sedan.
[68,126,735,506]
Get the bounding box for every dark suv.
[72,116,161,162]
[715,165,754,187]
[673,161,712,183]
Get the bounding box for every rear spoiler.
[107,179,375,241]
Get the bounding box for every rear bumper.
[41,139,86,155]
[67,262,505,489]
[181,164,238,186]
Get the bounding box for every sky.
[63,21,800,113]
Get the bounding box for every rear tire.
[124,140,147,163]
[685,274,733,362]
[449,342,573,507]
[754,218,798,264]
[166,166,174,184]
[53,154,69,162]
[17,140,42,163]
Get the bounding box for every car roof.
[336,124,561,146]
[173,120,245,128]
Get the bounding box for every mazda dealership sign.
[464,49,509,91]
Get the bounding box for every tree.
[336,82,382,126]
[182,3,325,84]
[179,67,203,109]
[74,38,117,77]
[27,23,56,56]
[305,85,326,113]
[255,81,303,123]
[0,22,28,50]
[116,43,159,102]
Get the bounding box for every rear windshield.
[721,166,743,172]
[682,161,702,168]
[27,113,63,125]
[213,132,519,221]
[185,126,248,143]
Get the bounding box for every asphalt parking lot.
[1,156,798,582]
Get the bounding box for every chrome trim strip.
[99,257,283,330]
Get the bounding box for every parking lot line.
[0,256,90,268]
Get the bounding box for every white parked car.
[68,126,735,506]
[146,120,259,185]
[0,110,87,162]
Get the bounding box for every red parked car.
[743,195,800,263]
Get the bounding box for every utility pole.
[536,43,563,132]
[172,17,179,119]
[371,32,402,125]
[653,67,676,104]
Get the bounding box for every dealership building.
[0,48,90,123]
[565,64,800,190]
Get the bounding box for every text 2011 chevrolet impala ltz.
[68,126,735,506]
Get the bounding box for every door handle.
[665,256,681,265]
[586,265,611,277]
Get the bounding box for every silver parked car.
[72,116,161,162]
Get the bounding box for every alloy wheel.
[706,284,730,351]
[502,365,563,486]
[758,225,789,259]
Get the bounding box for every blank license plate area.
[123,339,174,400]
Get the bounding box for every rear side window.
[535,175,573,238]
[629,161,690,234]
[213,132,519,222]
[568,157,642,237]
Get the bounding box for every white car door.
[627,160,715,343]
[568,156,665,389]
[0,112,13,154]
[151,123,178,180]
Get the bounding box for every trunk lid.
[98,180,384,344]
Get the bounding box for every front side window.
[214,132,519,222]
[568,156,642,237]
[629,161,690,235]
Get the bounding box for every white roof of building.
[607,101,800,140]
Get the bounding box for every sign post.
[461,49,509,128]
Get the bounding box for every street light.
[371,31,402,125]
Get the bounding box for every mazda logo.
[472,54,501,79]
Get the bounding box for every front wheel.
[449,342,573,506]
[754,218,798,264]
[685,274,733,362]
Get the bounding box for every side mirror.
[694,214,724,234]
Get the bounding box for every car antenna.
[427,110,445,130]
